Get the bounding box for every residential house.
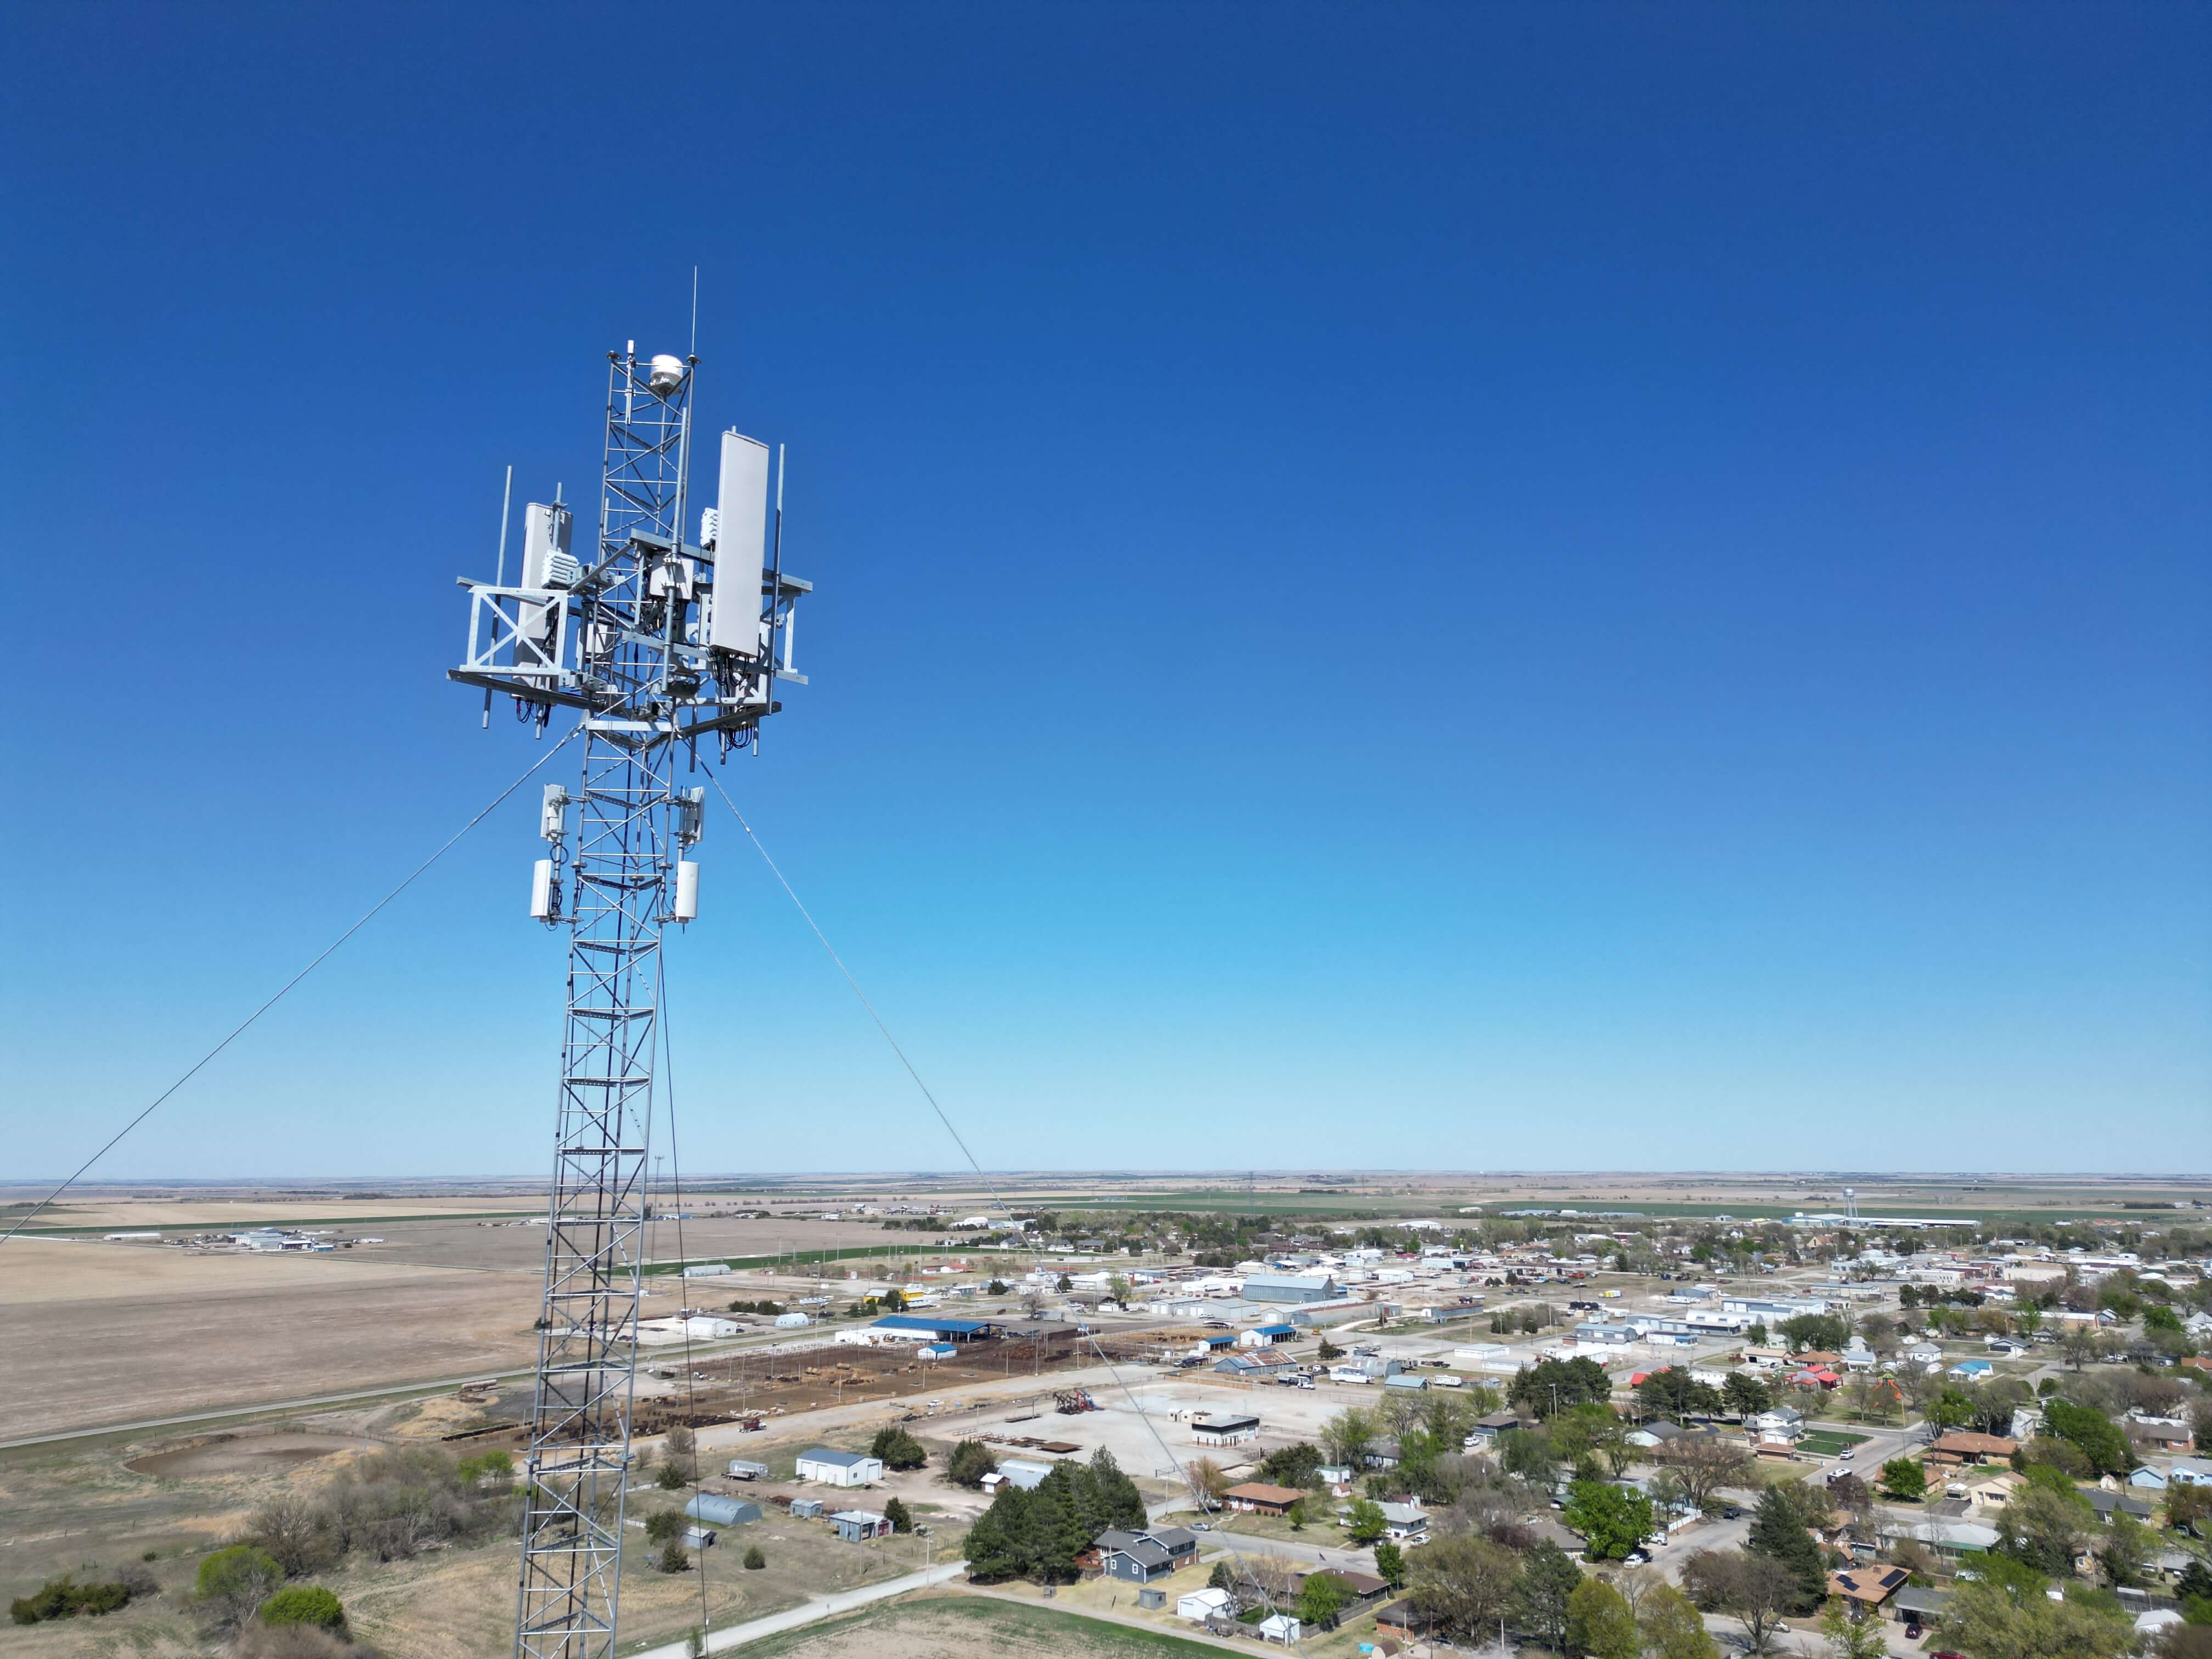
[2084,1490,2155,1527]
[1627,1421,1688,1450]
[1925,1432,2019,1465]
[1222,1482,1307,1517]
[1466,1409,1524,1443]
[827,1510,893,1542]
[1827,1566,1909,1613]
[1378,1501,1430,1541]
[1094,1527,1199,1584]
[1958,1470,2023,1513]
[1948,1359,1994,1381]
[983,1458,1054,1493]
[2129,1468,2170,1491]
[794,1447,883,1487]
[1893,1587,1954,1627]
[2127,1418,2193,1453]
[2163,1458,2212,1487]
[1751,1406,1805,1441]
[1880,1519,1999,1559]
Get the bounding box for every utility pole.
[448,342,812,1659]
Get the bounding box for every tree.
[1374,1539,1408,1589]
[1321,1406,1379,1470]
[870,1426,927,1471]
[2166,1482,2212,1538]
[1682,1549,1801,1656]
[1996,1485,2094,1577]
[1819,1601,1889,1659]
[1515,1539,1584,1651]
[1939,1572,2131,1659]
[1190,1457,1232,1508]
[742,1545,765,1570]
[657,1541,690,1573]
[1724,1373,1774,1419]
[257,1587,345,1632]
[664,1424,699,1483]
[1510,1357,1612,1419]
[1639,1580,1721,1659]
[946,1440,997,1488]
[2096,1511,2149,1589]
[1745,1486,1825,1612]
[1747,1323,1770,1346]
[2042,1400,2134,1477]
[1055,1274,1073,1293]
[883,1496,914,1534]
[1499,1427,1560,1487]
[656,1462,688,1490]
[1346,1498,1388,1545]
[645,1509,687,1543]
[1317,1335,1343,1360]
[1406,1533,1519,1637]
[196,1545,285,1628]
[1878,1458,1928,1502]
[1567,1577,1641,1659]
[1256,1442,1324,1489]
[1638,1368,1724,1420]
[1564,1480,1655,1561]
[248,1496,337,1578]
[1779,1312,1852,1354]
[1654,1438,1754,1510]
[1928,1389,1978,1432]
[1298,1572,1355,1628]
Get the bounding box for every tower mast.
[449,342,811,1659]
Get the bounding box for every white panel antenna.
[709,432,771,657]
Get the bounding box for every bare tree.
[1653,1438,1753,1510]
[1406,1532,1522,1639]
[1682,1549,1799,1656]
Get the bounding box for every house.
[2128,1419,2193,1452]
[1093,1527,1199,1583]
[1363,1438,1403,1470]
[1238,1324,1298,1347]
[1948,1359,1994,1380]
[983,1458,1054,1493]
[794,1447,883,1487]
[1466,1409,1523,1443]
[1177,1587,1234,1623]
[2129,1468,2170,1490]
[1925,1432,2019,1464]
[827,1509,893,1542]
[1317,1463,1355,1488]
[1751,1406,1804,1440]
[1378,1501,1430,1541]
[1880,1519,1999,1559]
[683,1494,760,1527]
[1377,1600,1439,1638]
[1191,1414,1261,1447]
[1905,1344,1942,1365]
[1222,1482,1307,1516]
[1959,1470,2023,1512]
[2084,1490,2155,1526]
[1827,1566,1909,1611]
[1627,1421,1687,1450]
[2164,1458,2212,1487]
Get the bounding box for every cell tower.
[449,343,810,1659]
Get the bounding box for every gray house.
[1094,1527,1199,1583]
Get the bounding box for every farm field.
[0,1240,545,1441]
[737,1595,1229,1659]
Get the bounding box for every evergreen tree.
[1516,1539,1583,1651]
[1746,1485,1825,1612]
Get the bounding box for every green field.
[1799,1430,1870,1455]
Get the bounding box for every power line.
[2,727,584,1245]
[707,779,1297,1636]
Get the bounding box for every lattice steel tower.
[449,343,810,1659]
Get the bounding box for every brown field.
[0,1240,544,1440]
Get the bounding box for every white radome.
[648,353,685,393]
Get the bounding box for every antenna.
[483,465,514,729]
[444,337,815,1659]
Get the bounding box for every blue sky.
[4,4,2206,1179]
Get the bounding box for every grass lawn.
[1799,1430,1870,1455]
[737,1594,1230,1657]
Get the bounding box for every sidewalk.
[627,1560,968,1658]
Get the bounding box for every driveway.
[627,1560,968,1658]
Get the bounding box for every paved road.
[627,1560,968,1658]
